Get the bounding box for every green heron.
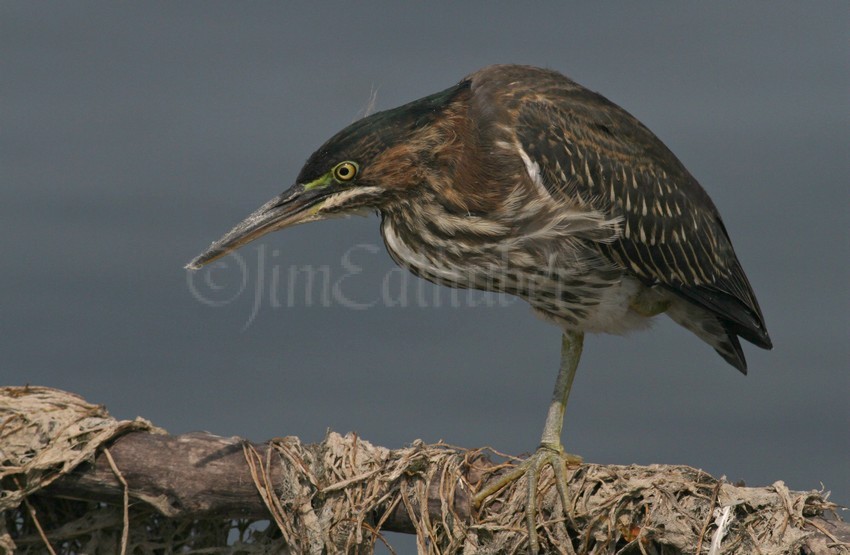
[187,65,771,551]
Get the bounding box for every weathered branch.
[42,431,472,533]
[1,386,847,554]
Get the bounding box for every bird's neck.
[378,181,515,278]
[376,94,528,264]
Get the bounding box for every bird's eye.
[332,161,358,182]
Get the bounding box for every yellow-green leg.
[474,331,584,553]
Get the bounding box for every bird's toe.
[475,446,581,554]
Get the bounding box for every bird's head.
[186,80,471,270]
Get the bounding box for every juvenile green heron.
[187,65,771,551]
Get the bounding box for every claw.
[474,446,581,553]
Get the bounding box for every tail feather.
[665,298,750,374]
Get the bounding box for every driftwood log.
[1,386,847,554]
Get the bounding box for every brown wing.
[514,87,771,359]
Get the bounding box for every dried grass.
[1,386,845,554]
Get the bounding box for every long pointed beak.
[186,184,324,270]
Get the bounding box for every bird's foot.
[474,444,582,554]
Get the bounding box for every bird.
[186,64,771,552]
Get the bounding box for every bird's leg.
[539,330,583,452]
[474,331,584,553]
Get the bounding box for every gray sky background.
[3,2,848,544]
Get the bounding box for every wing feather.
[514,93,771,351]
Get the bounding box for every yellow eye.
[332,161,358,182]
